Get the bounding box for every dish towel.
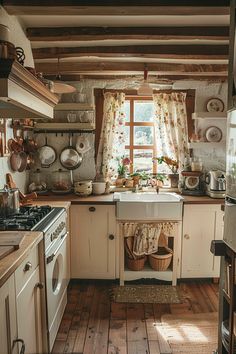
[133,224,162,256]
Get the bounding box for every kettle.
[205,170,226,198]
[0,185,20,217]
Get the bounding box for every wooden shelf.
[189,141,226,148]
[54,103,95,111]
[34,122,95,132]
[192,112,227,119]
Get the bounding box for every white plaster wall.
[0,6,34,191]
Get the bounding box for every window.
[124,97,157,174]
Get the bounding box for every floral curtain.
[152,92,189,171]
[96,92,126,180]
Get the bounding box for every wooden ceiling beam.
[27,26,229,42]
[32,45,229,60]
[35,61,228,76]
[2,1,229,16]
[44,73,227,81]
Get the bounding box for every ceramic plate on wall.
[205,126,222,142]
[206,98,224,112]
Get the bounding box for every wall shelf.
[54,103,95,111]
[192,112,227,120]
[189,141,226,149]
[34,122,95,133]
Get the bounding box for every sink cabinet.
[181,204,224,278]
[70,205,117,279]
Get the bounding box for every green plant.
[153,156,178,174]
[139,171,150,180]
[117,156,130,177]
[155,173,167,183]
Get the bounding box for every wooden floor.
[52,280,219,354]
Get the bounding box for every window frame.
[125,96,157,174]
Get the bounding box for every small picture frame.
[206,97,224,112]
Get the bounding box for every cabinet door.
[0,274,18,354]
[71,205,116,279]
[16,266,43,354]
[181,205,223,278]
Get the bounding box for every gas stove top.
[0,205,64,232]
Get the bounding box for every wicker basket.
[126,256,146,271]
[148,247,173,271]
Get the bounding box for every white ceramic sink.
[114,192,183,220]
[114,192,183,202]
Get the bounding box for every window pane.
[124,100,130,122]
[124,125,130,146]
[134,126,153,145]
[133,149,153,173]
[134,101,154,122]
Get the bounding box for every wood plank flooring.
[52,280,219,354]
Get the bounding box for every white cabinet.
[181,204,224,278]
[0,274,18,354]
[15,244,43,354]
[16,267,43,354]
[71,205,117,279]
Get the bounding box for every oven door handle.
[46,232,68,264]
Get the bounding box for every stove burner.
[0,205,53,231]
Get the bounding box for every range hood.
[0,59,59,119]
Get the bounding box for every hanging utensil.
[60,134,82,170]
[37,135,57,168]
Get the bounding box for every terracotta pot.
[132,175,140,186]
[168,174,179,188]
[115,177,125,187]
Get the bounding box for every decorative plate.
[185,176,199,190]
[206,98,224,112]
[205,126,222,142]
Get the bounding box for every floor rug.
[160,312,218,354]
[110,285,182,304]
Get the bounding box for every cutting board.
[0,246,16,260]
[0,232,25,249]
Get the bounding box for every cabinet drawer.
[15,246,39,295]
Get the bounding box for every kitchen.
[0,2,233,354]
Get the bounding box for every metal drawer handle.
[184,234,190,240]
[24,261,32,272]
[109,234,115,240]
[89,206,96,212]
[13,339,25,354]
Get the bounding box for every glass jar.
[28,169,47,193]
[191,157,203,172]
[51,169,72,193]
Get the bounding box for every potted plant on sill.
[115,156,130,187]
[153,156,179,188]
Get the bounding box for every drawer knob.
[109,234,115,240]
[89,207,96,212]
[24,261,32,272]
[184,234,190,240]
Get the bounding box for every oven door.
[45,232,68,332]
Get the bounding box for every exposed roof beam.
[27,26,229,42]
[33,45,229,60]
[2,1,229,16]
[45,74,227,81]
[35,61,228,76]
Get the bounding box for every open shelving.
[189,141,226,149]
[54,103,95,111]
[192,112,227,120]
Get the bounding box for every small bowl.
[92,182,106,195]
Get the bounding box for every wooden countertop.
[33,200,71,210]
[36,192,224,205]
[0,231,43,288]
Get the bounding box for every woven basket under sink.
[148,247,173,271]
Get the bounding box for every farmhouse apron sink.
[114,192,183,220]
